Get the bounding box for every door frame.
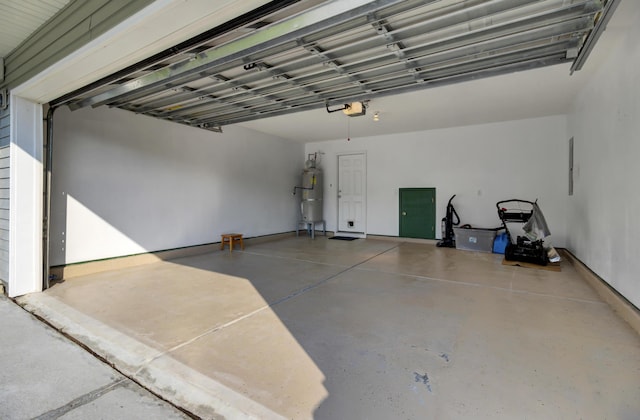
[336,152,366,238]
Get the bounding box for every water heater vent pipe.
[292,153,319,195]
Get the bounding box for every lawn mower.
[496,199,550,266]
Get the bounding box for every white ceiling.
[237,0,635,143]
[0,0,71,58]
[238,62,586,142]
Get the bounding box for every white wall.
[51,106,303,265]
[306,115,569,247]
[567,1,640,308]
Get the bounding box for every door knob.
[402,211,407,216]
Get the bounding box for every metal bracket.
[0,88,7,110]
[326,103,349,113]
[571,0,622,73]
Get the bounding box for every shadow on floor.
[21,237,640,419]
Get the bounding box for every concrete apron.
[19,292,279,419]
[16,237,640,419]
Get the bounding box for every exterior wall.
[51,106,303,265]
[0,104,9,284]
[566,1,640,308]
[306,115,569,248]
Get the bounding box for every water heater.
[300,156,323,222]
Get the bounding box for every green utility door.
[399,188,436,239]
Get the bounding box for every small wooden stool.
[221,233,244,253]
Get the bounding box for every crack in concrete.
[152,243,402,360]
[32,378,127,419]
[356,266,606,305]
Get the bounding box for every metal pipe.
[293,176,316,195]
[43,105,57,290]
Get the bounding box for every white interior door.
[338,153,366,234]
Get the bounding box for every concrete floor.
[18,237,640,419]
[0,294,189,419]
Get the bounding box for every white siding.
[0,106,8,147]
[0,103,9,283]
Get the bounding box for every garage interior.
[3,0,640,418]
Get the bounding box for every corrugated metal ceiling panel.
[55,0,617,133]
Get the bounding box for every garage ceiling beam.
[571,0,622,73]
[194,53,571,127]
[120,0,573,113]
[124,1,598,121]
[187,39,578,126]
[68,0,410,110]
[143,13,593,123]
[61,0,608,132]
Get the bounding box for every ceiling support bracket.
[571,0,622,73]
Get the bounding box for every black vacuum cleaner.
[437,195,460,248]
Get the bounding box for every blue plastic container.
[493,232,509,254]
